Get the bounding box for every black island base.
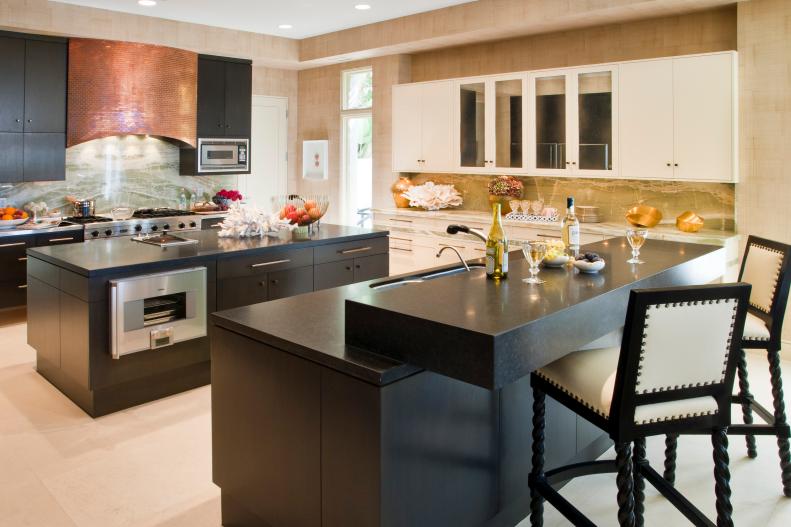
[210,239,726,527]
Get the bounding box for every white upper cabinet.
[392,81,453,173]
[619,52,736,182]
[456,74,526,174]
[391,52,736,182]
[527,65,618,177]
[672,53,735,182]
[619,59,675,180]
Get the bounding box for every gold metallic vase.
[391,177,413,208]
[676,211,705,233]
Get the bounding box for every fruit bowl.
[0,218,29,230]
[273,195,329,227]
[542,239,569,267]
[0,206,30,229]
[573,253,606,274]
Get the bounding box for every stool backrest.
[739,235,791,344]
[610,283,751,440]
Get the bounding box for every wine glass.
[522,241,548,284]
[626,228,648,264]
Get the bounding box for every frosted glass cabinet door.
[575,68,616,174]
[392,83,422,172]
[459,82,486,168]
[619,59,674,180]
[673,53,734,182]
[494,78,524,169]
[533,75,567,172]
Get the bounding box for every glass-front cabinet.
[528,65,618,177]
[457,75,526,173]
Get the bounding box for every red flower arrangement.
[213,189,243,211]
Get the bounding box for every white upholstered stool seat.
[742,312,771,341]
[537,347,719,425]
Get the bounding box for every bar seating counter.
[209,238,727,527]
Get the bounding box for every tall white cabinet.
[392,81,453,173]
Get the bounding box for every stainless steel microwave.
[198,138,249,173]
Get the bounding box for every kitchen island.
[210,238,726,527]
[25,225,389,417]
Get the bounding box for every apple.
[301,214,310,224]
[287,211,300,223]
[284,204,297,214]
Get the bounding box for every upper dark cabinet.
[197,55,252,139]
[24,40,67,133]
[0,37,25,133]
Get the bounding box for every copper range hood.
[67,38,197,148]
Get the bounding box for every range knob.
[134,225,142,232]
[90,230,99,238]
[104,230,112,237]
[178,222,186,229]
[163,224,171,231]
[151,225,158,231]
[189,221,196,228]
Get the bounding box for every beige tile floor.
[1,308,790,527]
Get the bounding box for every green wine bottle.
[486,203,508,280]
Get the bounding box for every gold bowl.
[625,205,662,228]
[676,211,705,233]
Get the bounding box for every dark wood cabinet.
[267,266,313,300]
[197,58,226,138]
[36,229,84,246]
[0,133,23,182]
[314,260,355,291]
[353,253,389,282]
[218,274,269,311]
[23,40,67,133]
[0,32,66,183]
[197,56,252,139]
[0,36,25,133]
[23,133,66,181]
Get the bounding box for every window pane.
[343,69,373,110]
[343,115,373,226]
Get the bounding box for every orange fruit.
[4,207,16,215]
[1,214,13,221]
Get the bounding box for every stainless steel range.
[64,208,219,240]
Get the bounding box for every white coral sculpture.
[401,182,463,211]
[218,203,295,238]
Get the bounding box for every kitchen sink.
[370,263,486,291]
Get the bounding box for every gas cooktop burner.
[133,208,194,219]
[63,216,114,224]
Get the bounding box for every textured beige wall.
[297,55,411,223]
[411,7,737,81]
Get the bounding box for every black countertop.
[27,224,387,277]
[212,238,726,389]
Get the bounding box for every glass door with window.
[341,67,373,227]
[458,81,487,169]
[493,77,525,170]
[574,67,617,176]
[530,74,569,174]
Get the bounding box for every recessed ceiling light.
[355,4,371,10]
[278,24,293,29]
[138,0,157,6]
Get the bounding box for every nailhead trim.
[535,370,610,419]
[747,243,784,314]
[635,408,718,425]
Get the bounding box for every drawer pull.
[210,223,223,228]
[17,284,27,289]
[536,234,561,239]
[0,242,26,248]
[48,237,75,243]
[474,248,486,252]
[390,246,413,253]
[18,257,27,261]
[339,246,372,255]
[251,259,291,268]
[390,218,413,223]
[389,236,413,243]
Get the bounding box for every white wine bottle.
[486,203,508,280]
[561,196,580,256]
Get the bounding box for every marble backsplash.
[0,135,238,214]
[409,173,736,231]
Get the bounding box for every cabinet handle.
[15,119,21,123]
[345,266,352,271]
[18,257,27,261]
[355,265,361,269]
[27,119,32,123]
[474,248,485,252]
[271,279,279,284]
[537,234,561,239]
[210,223,223,228]
[217,123,222,128]
[48,237,75,243]
[390,218,413,223]
[339,246,372,255]
[674,163,679,167]
[390,246,412,253]
[0,242,26,248]
[226,124,231,128]
[251,258,291,268]
[667,163,671,167]
[259,281,266,287]
[389,236,412,242]
[18,284,27,289]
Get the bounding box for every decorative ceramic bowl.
[543,254,570,268]
[626,205,662,228]
[676,211,704,233]
[573,258,606,274]
[0,218,29,230]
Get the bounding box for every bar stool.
[529,283,751,527]
[664,235,791,496]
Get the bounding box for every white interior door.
[619,59,674,180]
[239,95,288,212]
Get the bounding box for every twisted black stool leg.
[530,388,546,527]
[633,437,646,527]
[663,433,679,485]
[767,349,791,497]
[736,348,758,458]
[712,428,733,527]
[615,442,636,527]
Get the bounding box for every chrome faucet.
[436,245,470,271]
[446,224,487,243]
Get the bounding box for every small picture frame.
[302,140,329,181]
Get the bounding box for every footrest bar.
[677,424,790,437]
[639,464,715,527]
[545,460,617,487]
[532,475,597,527]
